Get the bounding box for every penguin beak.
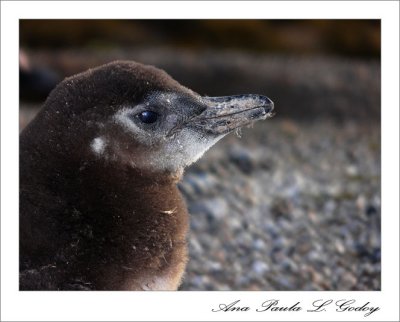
[190,94,274,135]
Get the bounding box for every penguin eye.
[137,110,159,124]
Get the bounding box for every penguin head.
[47,61,274,175]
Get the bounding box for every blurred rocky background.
[20,20,381,290]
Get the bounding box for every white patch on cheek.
[183,134,223,165]
[155,129,225,172]
[90,137,106,155]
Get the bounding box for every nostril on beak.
[250,109,266,119]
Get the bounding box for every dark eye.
[137,110,158,124]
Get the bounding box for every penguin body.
[20,61,273,290]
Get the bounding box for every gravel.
[178,119,380,291]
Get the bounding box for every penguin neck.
[77,158,186,214]
[86,158,184,188]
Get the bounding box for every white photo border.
[1,1,399,321]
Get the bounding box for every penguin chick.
[19,61,274,290]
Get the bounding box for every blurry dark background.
[20,20,381,291]
[20,20,380,57]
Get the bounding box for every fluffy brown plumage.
[20,61,273,290]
